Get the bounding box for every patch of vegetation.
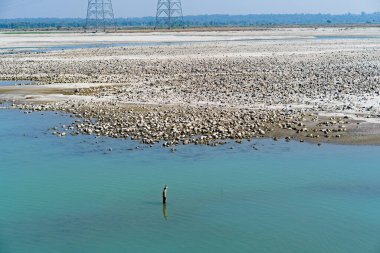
[0,13,379,30]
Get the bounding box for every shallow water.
[315,35,380,40]
[1,108,380,253]
[1,35,378,54]
[0,41,190,54]
[0,80,34,86]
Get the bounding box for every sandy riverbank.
[1,27,380,51]
[1,28,380,146]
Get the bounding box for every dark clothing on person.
[162,186,168,204]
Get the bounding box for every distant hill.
[1,13,380,29]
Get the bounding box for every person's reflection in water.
[163,204,168,221]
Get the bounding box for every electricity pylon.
[85,0,115,32]
[155,0,184,29]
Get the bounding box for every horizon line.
[1,12,380,20]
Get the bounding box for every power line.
[155,0,184,29]
[85,0,115,32]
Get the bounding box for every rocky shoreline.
[12,101,367,147]
[1,29,380,146]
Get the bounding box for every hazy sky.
[1,0,379,19]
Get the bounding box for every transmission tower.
[155,0,184,29]
[85,0,115,32]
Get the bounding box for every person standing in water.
[162,185,168,204]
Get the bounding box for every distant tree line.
[0,13,380,29]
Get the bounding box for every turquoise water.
[1,108,380,253]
